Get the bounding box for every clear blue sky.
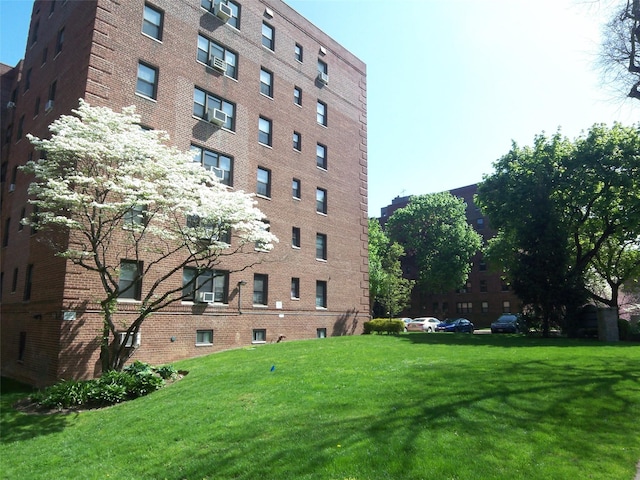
[2,0,638,217]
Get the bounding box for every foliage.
[477,124,640,335]
[29,363,173,409]
[3,336,640,479]
[386,192,483,294]
[22,100,277,371]
[363,318,404,335]
[155,364,178,380]
[368,219,414,317]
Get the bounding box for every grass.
[1,334,639,480]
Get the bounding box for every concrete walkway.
[635,460,640,480]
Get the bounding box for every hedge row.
[363,319,405,335]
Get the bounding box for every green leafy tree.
[386,193,483,295]
[478,124,640,335]
[368,219,414,318]
[23,100,277,371]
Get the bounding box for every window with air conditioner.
[118,331,141,347]
[183,267,229,304]
[193,87,235,130]
[190,145,233,186]
[197,34,236,78]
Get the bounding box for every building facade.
[379,184,521,328]
[1,0,368,386]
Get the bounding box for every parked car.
[435,318,475,333]
[490,314,521,334]
[406,317,440,332]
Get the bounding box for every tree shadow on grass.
[0,377,72,444]
[152,351,640,479]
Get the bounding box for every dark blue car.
[435,318,474,333]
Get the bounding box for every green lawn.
[2,334,639,480]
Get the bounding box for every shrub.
[155,364,178,380]
[364,319,404,335]
[30,362,175,410]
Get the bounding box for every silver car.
[406,317,440,332]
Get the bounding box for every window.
[4,125,12,145]
[317,328,327,338]
[30,20,39,46]
[316,143,327,169]
[292,178,301,199]
[124,204,147,228]
[197,34,237,78]
[23,264,33,301]
[19,208,25,231]
[501,280,510,292]
[291,277,300,299]
[294,86,302,106]
[48,80,57,103]
[24,68,31,92]
[295,43,303,62]
[253,274,268,305]
[11,268,18,292]
[50,1,56,15]
[34,97,40,117]
[118,260,142,300]
[142,3,163,40]
[316,233,327,260]
[196,330,213,345]
[183,267,229,303]
[193,87,235,130]
[292,227,301,248]
[55,27,65,55]
[456,302,472,314]
[479,260,487,271]
[316,280,327,308]
[257,167,271,198]
[318,59,327,75]
[258,116,272,146]
[186,215,231,244]
[502,301,511,313]
[253,329,267,343]
[41,47,48,65]
[260,68,273,97]
[16,115,24,141]
[480,280,488,293]
[481,301,489,313]
[293,131,301,151]
[136,62,158,99]
[202,0,240,28]
[191,145,233,186]
[317,100,327,126]
[316,188,327,214]
[262,22,274,50]
[476,218,485,230]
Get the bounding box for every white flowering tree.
[24,100,277,372]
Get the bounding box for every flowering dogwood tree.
[24,99,277,371]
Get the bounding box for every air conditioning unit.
[206,107,227,127]
[118,331,141,347]
[214,1,232,22]
[208,54,227,73]
[8,184,15,192]
[6,101,16,109]
[317,72,329,86]
[196,291,215,303]
[44,99,54,112]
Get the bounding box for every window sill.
[316,306,327,310]
[195,342,213,347]
[141,33,163,44]
[255,194,271,201]
[252,304,268,308]
[117,299,142,303]
[135,92,158,103]
[292,245,300,250]
[258,142,273,149]
[259,92,274,100]
[316,258,327,263]
[252,340,266,344]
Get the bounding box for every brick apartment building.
[0,0,368,386]
[379,184,521,328]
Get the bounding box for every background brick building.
[379,184,521,327]
[1,0,368,386]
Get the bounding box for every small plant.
[155,365,178,380]
[363,319,404,335]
